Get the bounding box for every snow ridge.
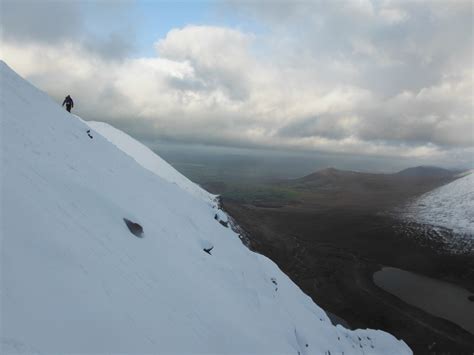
[0,60,411,354]
[408,172,474,235]
[87,121,214,204]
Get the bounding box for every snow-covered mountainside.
[0,60,411,354]
[407,172,474,235]
[87,121,213,204]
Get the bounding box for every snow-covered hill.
[407,171,474,235]
[87,121,213,204]
[0,60,411,354]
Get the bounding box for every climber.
[62,95,74,113]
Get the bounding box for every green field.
[221,184,300,205]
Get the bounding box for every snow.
[407,172,474,235]
[0,60,411,354]
[87,120,214,204]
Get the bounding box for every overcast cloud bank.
[1,0,472,166]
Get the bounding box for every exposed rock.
[203,246,214,255]
[123,218,143,238]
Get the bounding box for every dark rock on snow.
[123,218,144,238]
[203,246,214,255]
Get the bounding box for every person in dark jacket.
[62,95,74,112]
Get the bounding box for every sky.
[1,0,473,169]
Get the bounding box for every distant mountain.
[395,166,455,178]
[300,166,456,182]
[299,167,370,183]
[281,166,460,212]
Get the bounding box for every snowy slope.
[0,60,411,354]
[408,172,474,235]
[87,121,213,204]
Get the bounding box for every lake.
[373,267,474,334]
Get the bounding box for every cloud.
[0,0,135,60]
[156,26,256,101]
[0,1,472,166]
[0,0,83,43]
[227,0,472,94]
